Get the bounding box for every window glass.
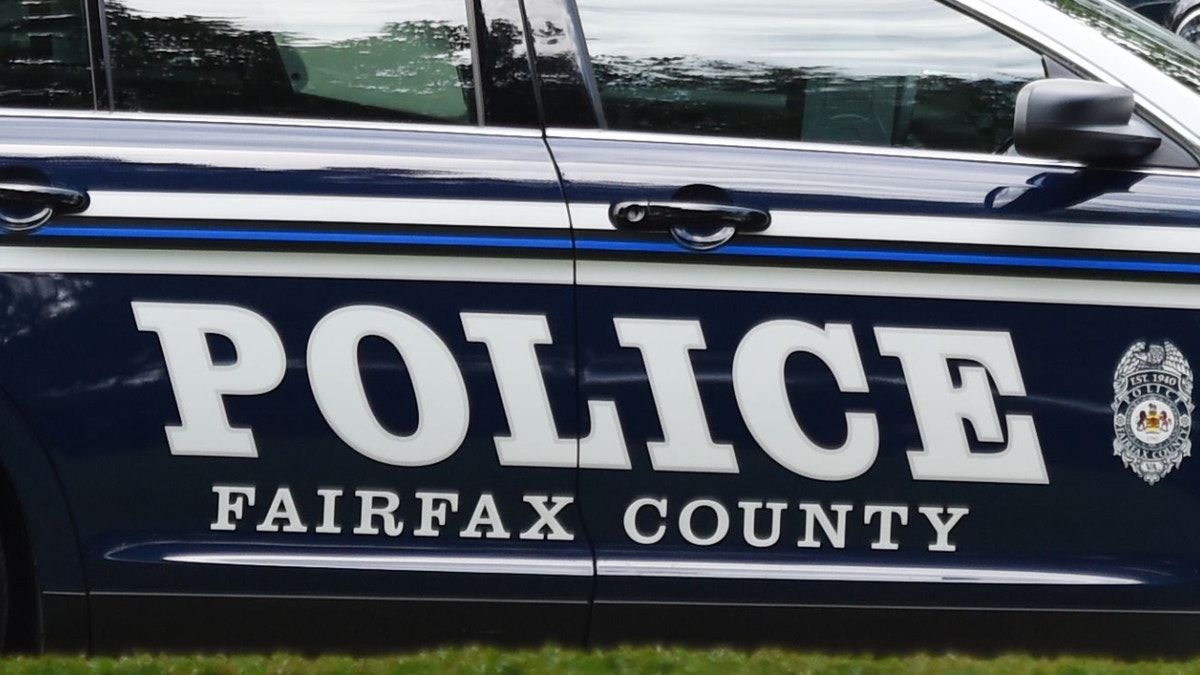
[575,0,1046,153]
[0,0,92,109]
[107,0,476,124]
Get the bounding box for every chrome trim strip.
[547,127,1070,167]
[596,559,1142,586]
[578,260,1200,309]
[547,127,1200,176]
[0,109,544,137]
[164,552,594,577]
[0,247,572,284]
[90,590,586,604]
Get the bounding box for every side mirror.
[1013,79,1161,165]
[1172,2,1200,44]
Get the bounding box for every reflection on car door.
[0,0,588,653]
[537,0,1200,651]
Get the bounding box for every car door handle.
[609,201,771,232]
[0,182,90,232]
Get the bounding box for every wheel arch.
[0,385,88,653]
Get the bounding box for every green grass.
[0,648,1199,675]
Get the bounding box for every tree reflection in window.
[577,0,1045,153]
[0,0,92,109]
[107,1,476,124]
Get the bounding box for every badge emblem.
[1112,341,1194,484]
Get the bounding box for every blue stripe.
[29,225,1200,275]
[34,226,574,250]
[576,239,1200,275]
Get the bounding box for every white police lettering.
[462,313,630,469]
[620,497,968,552]
[920,506,970,552]
[797,502,853,549]
[614,318,739,473]
[738,500,787,548]
[145,303,1047,485]
[133,302,285,457]
[414,491,459,538]
[212,484,969,552]
[623,498,667,545]
[864,504,908,551]
[734,321,877,481]
[212,485,576,540]
[678,498,730,546]
[875,328,1048,484]
[315,488,343,534]
[460,493,511,540]
[211,485,256,531]
[519,495,575,541]
[309,306,468,467]
[353,489,403,536]
[255,487,306,533]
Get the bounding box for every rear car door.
[0,0,588,652]
[531,0,1200,651]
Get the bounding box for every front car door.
[529,0,1200,652]
[0,0,589,652]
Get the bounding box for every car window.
[0,0,92,109]
[106,0,476,125]
[574,0,1046,153]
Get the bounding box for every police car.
[2,0,1200,656]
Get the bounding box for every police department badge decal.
[1112,341,1194,484]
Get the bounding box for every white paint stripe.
[570,203,1200,256]
[0,247,1191,307]
[579,260,1200,309]
[0,142,545,173]
[597,559,1142,586]
[83,192,568,229]
[0,247,572,285]
[165,552,594,577]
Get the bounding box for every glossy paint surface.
[3,0,1200,655]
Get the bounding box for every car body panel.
[3,0,1200,654]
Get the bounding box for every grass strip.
[0,647,1200,675]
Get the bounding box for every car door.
[531,0,1200,651]
[0,0,589,652]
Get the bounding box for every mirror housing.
[1013,79,1161,165]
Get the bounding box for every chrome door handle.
[609,200,770,251]
[609,201,771,232]
[0,182,90,232]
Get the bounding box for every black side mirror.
[1013,79,1161,165]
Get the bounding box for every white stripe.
[0,247,572,285]
[165,552,593,577]
[597,559,1141,586]
[579,260,1200,309]
[83,192,567,229]
[570,203,1200,256]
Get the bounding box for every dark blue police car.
[3,0,1200,656]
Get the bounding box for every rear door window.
[106,0,477,124]
[0,0,92,109]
